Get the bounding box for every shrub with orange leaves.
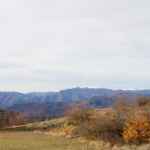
[123,110,150,143]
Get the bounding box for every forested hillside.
[1,88,150,120]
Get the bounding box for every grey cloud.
[0,0,149,91]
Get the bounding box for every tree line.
[0,109,25,128]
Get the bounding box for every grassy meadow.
[1,99,150,150]
[0,132,90,150]
[0,118,94,150]
[1,131,150,150]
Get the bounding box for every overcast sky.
[0,0,149,92]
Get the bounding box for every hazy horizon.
[0,0,150,91]
[0,87,150,93]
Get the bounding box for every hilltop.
[1,88,150,119]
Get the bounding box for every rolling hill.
[0,88,150,119]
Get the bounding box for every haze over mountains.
[1,88,150,107]
[1,88,150,119]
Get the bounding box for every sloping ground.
[1,132,150,150]
[1,110,150,150]
[0,108,113,133]
[0,132,87,150]
[1,117,67,131]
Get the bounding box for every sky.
[0,0,150,92]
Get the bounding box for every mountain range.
[1,88,150,119]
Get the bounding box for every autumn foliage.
[123,110,150,143]
[66,102,92,125]
[114,97,150,143]
[0,109,25,128]
[67,97,150,144]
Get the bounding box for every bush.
[67,102,93,126]
[73,111,122,143]
[66,96,150,144]
[113,97,132,121]
[123,110,150,143]
[136,97,150,107]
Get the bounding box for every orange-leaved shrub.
[66,102,93,126]
[66,96,150,144]
[74,112,122,143]
[123,110,150,143]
